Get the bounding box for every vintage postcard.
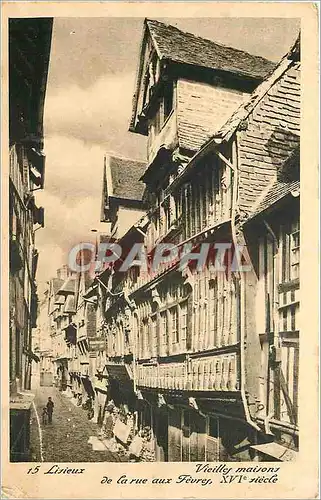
[1,2,319,499]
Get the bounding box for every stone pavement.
[30,386,123,462]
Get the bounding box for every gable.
[101,154,147,223]
[177,79,247,153]
[130,19,275,135]
[130,24,162,135]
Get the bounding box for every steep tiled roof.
[206,34,300,216]
[146,19,276,80]
[214,34,300,142]
[51,278,64,296]
[250,179,300,220]
[249,145,300,219]
[130,19,275,134]
[64,294,76,314]
[109,155,146,201]
[176,81,246,153]
[99,234,116,244]
[237,59,300,215]
[54,294,65,305]
[57,277,76,295]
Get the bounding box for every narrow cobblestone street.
[30,387,122,462]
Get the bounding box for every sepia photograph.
[6,7,311,476]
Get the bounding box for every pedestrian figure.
[42,407,48,425]
[46,397,54,424]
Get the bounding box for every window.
[176,192,182,222]
[170,307,179,344]
[137,315,144,359]
[180,301,188,345]
[209,279,218,347]
[151,315,157,357]
[160,311,168,356]
[118,322,124,356]
[206,416,220,461]
[142,319,147,358]
[148,82,174,150]
[163,199,171,233]
[290,224,300,280]
[282,219,300,282]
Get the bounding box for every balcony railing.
[137,352,239,392]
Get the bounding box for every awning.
[54,294,65,305]
[28,148,46,188]
[10,391,35,410]
[251,442,298,461]
[64,294,76,314]
[29,166,42,186]
[94,378,108,393]
[64,323,77,345]
[33,206,45,227]
[140,145,171,184]
[106,363,133,382]
[83,283,98,299]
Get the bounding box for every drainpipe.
[230,140,261,433]
[263,219,280,435]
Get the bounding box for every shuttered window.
[168,409,182,462]
[182,410,206,462]
[206,416,220,461]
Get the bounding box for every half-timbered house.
[123,20,299,461]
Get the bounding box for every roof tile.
[57,277,76,295]
[109,155,146,201]
[250,179,300,219]
[64,294,76,314]
[146,19,275,80]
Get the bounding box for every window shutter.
[189,411,206,461]
[168,408,182,462]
